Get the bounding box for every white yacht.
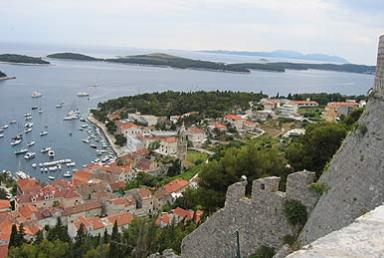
[2,124,9,129]
[15,148,28,155]
[24,152,36,160]
[77,92,89,97]
[16,171,29,179]
[48,176,55,180]
[0,134,4,138]
[32,163,37,169]
[41,147,52,153]
[48,149,55,158]
[63,171,72,178]
[40,131,48,136]
[25,122,33,128]
[11,138,22,146]
[31,91,43,98]
[27,141,35,147]
[64,111,79,120]
[10,120,17,125]
[24,128,32,134]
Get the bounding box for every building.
[224,114,244,131]
[127,188,154,216]
[177,123,188,168]
[187,127,207,147]
[154,179,189,210]
[323,101,359,122]
[277,103,298,119]
[158,137,178,155]
[291,100,319,108]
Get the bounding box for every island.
[0,70,15,81]
[0,54,50,65]
[47,52,375,74]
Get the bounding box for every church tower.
[177,122,188,169]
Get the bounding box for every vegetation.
[310,182,329,195]
[0,54,49,64]
[283,200,308,226]
[94,91,265,119]
[47,53,98,61]
[289,92,366,105]
[249,245,275,258]
[9,217,198,258]
[46,52,375,74]
[115,134,127,146]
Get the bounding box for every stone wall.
[181,171,318,258]
[299,34,384,245]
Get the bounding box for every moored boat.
[41,147,52,153]
[27,141,35,147]
[48,149,55,158]
[15,148,28,155]
[77,92,89,97]
[40,131,48,136]
[31,91,43,98]
[63,171,72,178]
[64,111,79,120]
[48,176,55,180]
[24,152,36,160]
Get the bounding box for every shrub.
[283,200,308,226]
[249,245,275,258]
[358,123,368,136]
[283,234,296,245]
[310,182,329,195]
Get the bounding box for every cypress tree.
[103,228,109,244]
[109,220,121,258]
[9,224,19,248]
[18,223,25,245]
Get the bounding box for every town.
[0,91,367,257]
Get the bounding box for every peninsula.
[0,54,50,65]
[47,52,375,74]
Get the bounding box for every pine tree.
[109,220,121,258]
[18,223,25,245]
[34,230,44,244]
[103,228,109,244]
[9,224,19,248]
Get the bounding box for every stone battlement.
[181,171,318,258]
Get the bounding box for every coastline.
[0,76,16,81]
[0,61,50,66]
[87,114,128,157]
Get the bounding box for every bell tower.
[177,122,188,169]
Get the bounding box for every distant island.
[200,49,350,63]
[47,52,375,74]
[0,54,50,65]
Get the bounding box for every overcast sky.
[1,0,383,64]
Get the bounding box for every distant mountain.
[0,54,50,65]
[200,49,349,63]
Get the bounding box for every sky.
[1,0,383,64]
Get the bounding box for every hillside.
[0,54,50,64]
[47,52,98,61]
[46,52,375,74]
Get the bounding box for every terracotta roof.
[188,127,204,134]
[19,204,38,220]
[64,201,101,216]
[116,121,139,130]
[244,120,255,126]
[74,216,104,231]
[173,207,194,220]
[110,181,126,191]
[137,188,152,199]
[292,100,319,105]
[107,212,133,226]
[213,123,226,129]
[0,246,8,258]
[17,178,41,193]
[110,196,136,206]
[163,179,189,194]
[195,209,204,224]
[24,222,41,236]
[224,114,243,121]
[161,137,177,143]
[0,200,10,211]
[155,213,171,226]
[72,170,93,185]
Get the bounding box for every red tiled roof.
[75,216,104,231]
[292,100,319,105]
[19,204,38,220]
[0,200,10,211]
[0,246,8,258]
[189,127,204,134]
[64,201,101,216]
[24,222,41,236]
[137,188,152,199]
[110,181,126,191]
[72,170,93,185]
[327,101,358,107]
[107,212,133,226]
[224,114,242,120]
[116,121,139,130]
[17,178,41,193]
[155,213,171,226]
[213,123,226,129]
[173,207,194,220]
[161,137,177,143]
[110,197,135,206]
[163,179,189,194]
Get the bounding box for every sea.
[0,42,375,181]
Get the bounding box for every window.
[260,183,265,190]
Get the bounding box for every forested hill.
[0,70,6,78]
[0,54,50,64]
[92,91,266,120]
[46,52,375,74]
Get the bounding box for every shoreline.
[87,114,128,157]
[0,76,16,81]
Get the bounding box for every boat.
[27,141,35,147]
[49,166,58,172]
[24,152,36,160]
[56,103,63,108]
[40,131,48,136]
[32,163,37,168]
[48,176,55,180]
[24,113,32,117]
[81,124,88,128]
[64,111,79,121]
[48,149,55,158]
[16,171,29,179]
[2,124,9,129]
[77,92,89,97]
[31,106,38,110]
[66,162,76,167]
[41,147,52,153]
[11,138,22,146]
[15,148,28,155]
[0,134,3,138]
[63,171,72,178]
[38,108,43,114]
[90,144,97,149]
[80,118,86,122]
[24,128,32,134]
[31,91,43,98]
[25,122,33,128]
[10,120,17,124]
[82,139,89,144]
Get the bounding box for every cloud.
[0,0,382,64]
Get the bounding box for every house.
[0,213,13,258]
[116,121,142,137]
[17,178,41,195]
[127,188,154,216]
[0,200,10,213]
[208,122,227,133]
[64,201,102,223]
[155,208,204,228]
[253,110,273,122]
[157,137,178,156]
[260,98,281,110]
[126,134,145,153]
[277,103,298,119]
[187,127,207,147]
[106,196,136,215]
[291,100,319,108]
[154,179,189,210]
[105,212,133,232]
[224,114,244,131]
[323,101,359,122]
[155,213,172,228]
[18,204,39,221]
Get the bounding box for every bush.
[358,123,368,136]
[310,182,328,195]
[283,234,296,245]
[283,200,308,226]
[249,245,275,258]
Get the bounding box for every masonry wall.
[181,171,318,258]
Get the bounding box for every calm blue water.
[0,43,375,181]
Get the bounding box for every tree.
[109,221,122,258]
[103,228,109,244]
[34,230,44,245]
[18,223,25,245]
[73,223,87,257]
[167,159,181,177]
[9,224,19,248]
[0,188,7,199]
[115,134,127,146]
